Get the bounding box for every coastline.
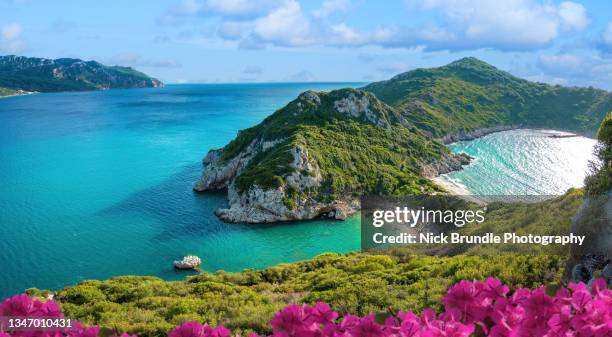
[438,125,519,144]
[437,125,597,145]
[0,90,37,99]
[431,176,487,205]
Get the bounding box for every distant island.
[195,57,611,224]
[0,55,162,96]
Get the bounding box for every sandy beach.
[432,176,487,205]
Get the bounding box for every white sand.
[432,176,487,205]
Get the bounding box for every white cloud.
[558,1,589,30]
[0,23,25,53]
[251,0,313,47]
[158,0,591,52]
[110,53,182,68]
[312,0,351,18]
[206,0,286,17]
[328,23,395,46]
[158,0,287,25]
[536,53,612,87]
[403,0,590,51]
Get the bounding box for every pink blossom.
[1,278,610,337]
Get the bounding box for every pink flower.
[1,278,610,337]
[347,315,386,337]
[0,294,63,318]
[167,322,231,337]
[442,280,490,323]
[311,303,339,324]
[271,304,319,337]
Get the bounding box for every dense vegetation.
[34,253,565,337]
[585,113,612,195]
[227,89,449,199]
[0,55,162,92]
[364,57,611,138]
[0,86,17,96]
[414,189,585,256]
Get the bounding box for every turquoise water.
[0,84,363,299]
[442,129,597,195]
[0,86,599,300]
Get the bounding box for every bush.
[2,278,610,337]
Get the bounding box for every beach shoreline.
[432,176,487,205]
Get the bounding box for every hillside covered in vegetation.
[39,253,565,337]
[0,55,162,94]
[364,57,611,139]
[194,88,469,223]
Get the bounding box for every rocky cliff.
[195,88,469,223]
[0,55,163,92]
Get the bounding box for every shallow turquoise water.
[0,84,362,299]
[442,129,597,195]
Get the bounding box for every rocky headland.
[195,89,468,223]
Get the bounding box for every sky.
[1,0,612,88]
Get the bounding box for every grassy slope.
[39,253,564,337]
[363,57,612,138]
[224,89,449,201]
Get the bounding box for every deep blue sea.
[0,84,598,300]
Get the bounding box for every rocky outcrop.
[420,152,472,178]
[194,88,469,224]
[333,92,390,128]
[173,255,202,270]
[439,125,519,144]
[566,194,612,287]
[194,135,359,223]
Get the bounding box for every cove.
[439,129,597,196]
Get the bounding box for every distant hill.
[0,55,163,94]
[363,57,611,138]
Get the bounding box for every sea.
[0,84,598,299]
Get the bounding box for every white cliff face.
[193,139,260,192]
[333,92,390,128]
[195,136,359,223]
